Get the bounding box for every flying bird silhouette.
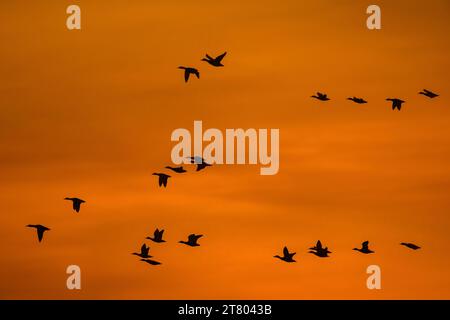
[401,242,421,250]
[353,241,374,254]
[146,228,166,243]
[26,224,50,242]
[347,97,368,104]
[132,244,152,258]
[179,234,203,247]
[152,173,171,187]
[311,92,330,101]
[274,246,296,263]
[386,98,405,111]
[419,89,438,98]
[309,240,332,257]
[201,52,227,67]
[165,166,187,173]
[178,66,200,83]
[64,197,85,213]
[140,259,162,266]
[187,156,212,171]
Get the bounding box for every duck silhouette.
[386,98,405,111]
[309,240,331,257]
[201,52,227,67]
[179,234,203,247]
[146,228,166,243]
[178,66,200,83]
[419,89,438,98]
[27,224,50,242]
[132,244,152,258]
[401,242,421,250]
[187,156,212,171]
[165,166,187,173]
[152,173,171,187]
[311,92,330,101]
[140,259,162,266]
[274,246,296,263]
[347,97,368,104]
[64,197,85,213]
[353,241,374,254]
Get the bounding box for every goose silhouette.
[27,224,50,242]
[132,244,152,258]
[165,166,187,173]
[64,197,85,213]
[309,240,332,257]
[274,246,296,263]
[201,52,227,67]
[311,92,330,101]
[178,66,200,83]
[347,97,368,104]
[187,156,212,171]
[401,242,421,250]
[152,173,171,187]
[309,240,331,253]
[179,234,203,247]
[386,98,405,111]
[353,241,374,254]
[419,89,438,98]
[140,259,162,266]
[146,228,166,243]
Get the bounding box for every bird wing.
[73,201,80,212]
[193,70,200,79]
[184,70,190,82]
[283,246,289,257]
[216,52,227,62]
[158,176,163,187]
[141,244,148,255]
[37,228,44,242]
[206,54,213,60]
[362,241,369,250]
[189,234,202,241]
[316,240,323,249]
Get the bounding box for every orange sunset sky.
[0,0,449,299]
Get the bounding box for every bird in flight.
[187,156,212,171]
[152,173,171,187]
[27,224,50,242]
[419,89,438,98]
[64,197,85,213]
[179,234,203,247]
[309,240,332,257]
[401,242,421,250]
[386,98,405,111]
[274,246,296,263]
[132,244,152,258]
[311,92,330,101]
[201,52,227,67]
[140,259,162,266]
[178,66,200,83]
[146,228,166,243]
[347,97,368,104]
[353,241,375,254]
[165,166,187,173]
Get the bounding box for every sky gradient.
[0,0,449,299]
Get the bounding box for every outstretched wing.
[316,240,323,249]
[362,241,369,250]
[184,70,190,82]
[189,234,203,242]
[73,201,81,212]
[37,229,44,242]
[216,52,227,62]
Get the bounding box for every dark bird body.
[132,244,152,258]
[64,197,85,213]
[309,240,331,258]
[27,224,50,242]
[179,234,203,247]
[419,89,438,98]
[386,98,405,111]
[178,66,200,82]
[201,52,227,67]
[353,241,374,254]
[347,97,368,104]
[165,166,187,173]
[401,242,421,250]
[147,228,166,243]
[311,92,330,101]
[141,259,162,266]
[152,173,171,187]
[274,246,296,263]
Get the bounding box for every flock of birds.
[311,89,438,110]
[25,50,430,269]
